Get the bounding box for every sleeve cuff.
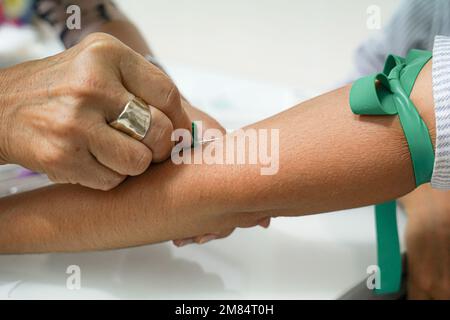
[431,35,450,189]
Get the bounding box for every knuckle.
[81,33,122,53]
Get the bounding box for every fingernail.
[175,239,195,247]
[199,234,219,245]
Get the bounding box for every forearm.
[217,61,435,217]
[0,160,228,253]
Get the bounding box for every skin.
[0,33,191,191]
[0,59,436,254]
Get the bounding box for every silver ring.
[110,96,152,141]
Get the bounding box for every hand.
[169,100,272,246]
[173,217,271,247]
[0,33,191,190]
[400,184,450,300]
[0,141,274,253]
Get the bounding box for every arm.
[350,2,447,299]
[0,59,435,254]
[220,61,435,217]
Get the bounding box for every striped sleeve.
[431,35,450,189]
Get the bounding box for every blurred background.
[115,0,400,89]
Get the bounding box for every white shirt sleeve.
[431,35,450,189]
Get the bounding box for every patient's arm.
[0,159,257,253]
[219,61,435,217]
[0,61,434,254]
[176,60,434,226]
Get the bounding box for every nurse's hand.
[400,184,450,300]
[0,33,191,190]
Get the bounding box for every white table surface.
[0,207,406,300]
[0,27,406,299]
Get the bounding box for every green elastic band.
[350,49,434,294]
[192,122,198,148]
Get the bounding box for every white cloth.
[431,36,450,188]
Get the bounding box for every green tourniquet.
[350,50,434,294]
[375,201,400,294]
[192,122,198,148]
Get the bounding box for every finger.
[194,229,235,245]
[100,88,133,123]
[173,238,196,248]
[50,152,126,191]
[102,90,175,163]
[173,213,272,248]
[194,234,220,245]
[258,217,271,229]
[81,155,126,191]
[173,229,235,247]
[232,212,272,229]
[192,218,272,245]
[173,234,221,247]
[118,50,191,131]
[88,123,153,176]
[141,106,175,162]
[174,217,273,248]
